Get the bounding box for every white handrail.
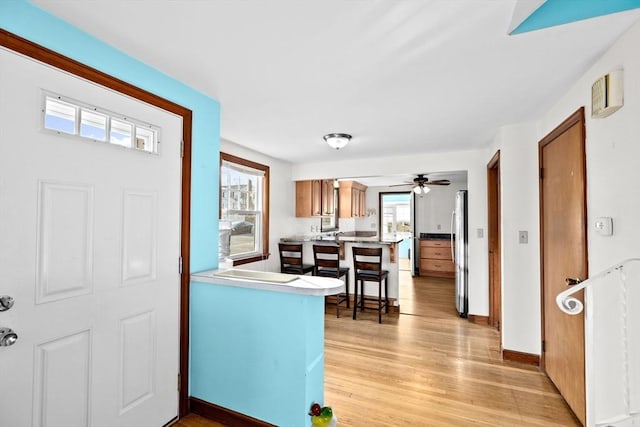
[556,258,640,315]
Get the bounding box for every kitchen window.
[220,152,270,265]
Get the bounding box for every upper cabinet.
[295,179,335,217]
[339,181,367,218]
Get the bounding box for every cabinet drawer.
[421,246,451,260]
[420,259,455,272]
[420,239,451,248]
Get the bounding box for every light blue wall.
[512,0,640,34]
[191,281,324,427]
[1,4,325,426]
[0,0,220,272]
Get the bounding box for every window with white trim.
[220,152,270,264]
[43,93,159,153]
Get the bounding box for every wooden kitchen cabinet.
[339,180,367,218]
[295,179,335,217]
[419,238,455,278]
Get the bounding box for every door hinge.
[180,140,184,158]
[178,256,183,275]
[541,340,546,353]
[539,168,544,179]
[177,373,181,392]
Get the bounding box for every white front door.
[0,48,182,427]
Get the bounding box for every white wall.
[492,19,640,365]
[220,139,296,272]
[415,183,468,234]
[539,21,640,424]
[490,123,541,354]
[291,148,490,316]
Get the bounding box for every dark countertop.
[419,233,452,240]
[281,231,405,245]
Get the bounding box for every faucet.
[334,231,344,242]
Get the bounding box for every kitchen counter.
[190,268,338,426]
[280,232,405,263]
[281,232,405,245]
[278,235,402,306]
[419,232,452,240]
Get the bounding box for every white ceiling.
[32,0,640,170]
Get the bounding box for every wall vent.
[591,69,623,119]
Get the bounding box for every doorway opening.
[379,192,412,272]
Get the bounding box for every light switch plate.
[477,228,484,238]
[518,230,528,244]
[595,217,613,236]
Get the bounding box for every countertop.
[419,233,453,240]
[281,232,405,245]
[191,268,345,296]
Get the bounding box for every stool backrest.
[279,243,305,273]
[313,244,340,271]
[352,246,383,272]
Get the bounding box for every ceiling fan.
[391,174,450,194]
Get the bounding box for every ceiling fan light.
[323,133,351,150]
[413,185,431,195]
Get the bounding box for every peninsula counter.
[189,269,343,427]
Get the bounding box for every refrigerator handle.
[450,210,456,262]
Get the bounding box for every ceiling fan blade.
[425,179,451,186]
[389,183,412,187]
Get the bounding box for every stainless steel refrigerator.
[451,190,468,317]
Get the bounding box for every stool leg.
[352,278,358,320]
[385,277,389,314]
[378,280,382,324]
[345,274,350,309]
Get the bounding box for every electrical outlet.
[437,224,441,230]
[518,230,528,244]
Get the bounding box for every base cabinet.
[419,239,454,278]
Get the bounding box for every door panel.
[540,108,587,425]
[0,48,181,427]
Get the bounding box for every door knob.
[0,295,14,311]
[565,277,583,286]
[0,327,18,346]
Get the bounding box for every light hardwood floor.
[177,271,580,427]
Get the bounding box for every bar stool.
[312,244,350,317]
[352,246,389,323]
[278,243,314,275]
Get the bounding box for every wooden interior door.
[539,108,588,425]
[487,151,502,331]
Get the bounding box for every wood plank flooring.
[177,271,580,427]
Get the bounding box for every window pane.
[110,119,132,147]
[44,97,76,134]
[228,214,258,256]
[135,127,156,152]
[220,153,269,263]
[80,109,107,141]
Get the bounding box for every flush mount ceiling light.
[323,133,351,150]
